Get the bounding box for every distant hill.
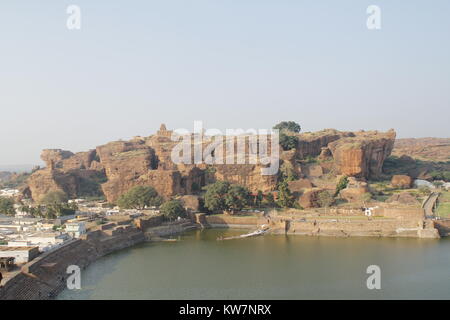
[393,138,450,162]
[0,164,36,173]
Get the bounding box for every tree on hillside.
[279,161,297,182]
[40,190,77,218]
[255,190,264,207]
[0,197,16,216]
[317,190,334,213]
[160,200,186,221]
[277,180,295,208]
[273,121,301,133]
[224,185,251,213]
[334,176,349,197]
[262,193,276,208]
[117,186,162,210]
[203,181,231,212]
[40,190,68,205]
[279,133,298,151]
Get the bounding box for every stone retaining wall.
[0,226,145,300]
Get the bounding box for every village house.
[0,246,39,264]
[65,221,86,238]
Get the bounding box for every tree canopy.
[0,197,16,216]
[40,190,77,218]
[277,180,295,208]
[203,181,251,213]
[117,186,162,210]
[334,176,349,197]
[203,181,231,212]
[273,121,301,133]
[160,200,186,220]
[279,133,298,151]
[225,185,251,213]
[317,190,334,209]
[40,190,68,205]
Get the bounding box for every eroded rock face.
[339,177,370,202]
[288,179,313,193]
[387,192,419,205]
[328,130,396,179]
[299,188,325,208]
[26,126,396,203]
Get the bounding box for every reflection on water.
[58,229,450,300]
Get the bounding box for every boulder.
[287,179,313,193]
[328,130,396,179]
[340,178,370,202]
[387,192,419,205]
[299,188,325,208]
[304,164,323,177]
[391,175,412,189]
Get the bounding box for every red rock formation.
[25,126,396,203]
[328,130,396,179]
[391,175,413,189]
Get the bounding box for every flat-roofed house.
[0,246,39,264]
[66,222,86,238]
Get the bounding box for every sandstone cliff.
[25,125,396,203]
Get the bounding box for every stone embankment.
[0,224,145,300]
[143,219,198,240]
[198,212,441,239]
[0,216,200,300]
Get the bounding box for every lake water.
[58,229,450,300]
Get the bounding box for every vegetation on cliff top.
[273,121,301,133]
[274,121,301,151]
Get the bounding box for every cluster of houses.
[0,188,20,198]
[0,197,153,273]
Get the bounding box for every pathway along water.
[58,229,450,300]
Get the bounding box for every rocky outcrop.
[391,175,412,189]
[387,192,419,205]
[339,177,370,202]
[393,138,450,162]
[299,188,326,208]
[328,130,396,179]
[25,125,396,203]
[288,179,313,193]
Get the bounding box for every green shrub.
[160,200,186,220]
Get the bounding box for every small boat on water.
[217,227,268,241]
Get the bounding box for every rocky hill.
[392,138,450,162]
[24,125,396,203]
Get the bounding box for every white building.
[13,218,41,226]
[106,209,120,216]
[65,222,86,238]
[24,232,69,252]
[7,240,32,247]
[0,189,20,198]
[0,246,39,264]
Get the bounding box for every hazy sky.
[0,0,449,166]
